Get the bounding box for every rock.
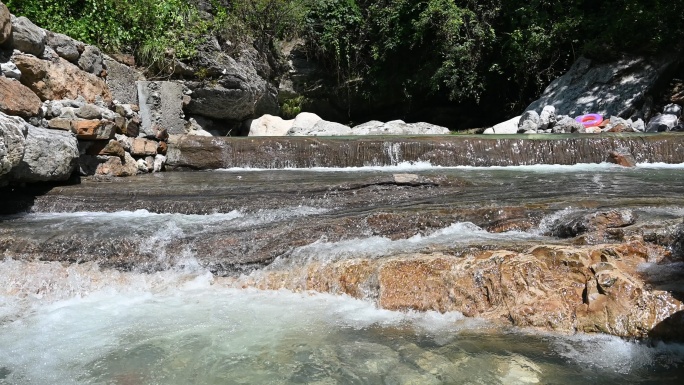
[183,45,278,121]
[646,114,679,132]
[0,2,10,44]
[114,103,136,119]
[539,105,556,130]
[85,139,125,158]
[9,16,46,56]
[130,138,158,156]
[517,110,541,132]
[70,119,115,140]
[157,141,167,155]
[77,45,103,75]
[13,53,111,102]
[0,77,41,118]
[603,116,636,133]
[47,118,71,131]
[9,125,78,182]
[663,103,682,118]
[136,158,149,173]
[1,61,21,79]
[247,114,293,136]
[552,116,584,133]
[95,151,138,176]
[550,209,636,243]
[526,56,679,118]
[45,31,82,63]
[0,112,27,179]
[109,53,135,67]
[292,112,322,132]
[608,147,637,167]
[153,154,166,172]
[74,104,102,120]
[352,120,450,135]
[104,55,144,104]
[125,115,141,137]
[288,119,352,136]
[483,116,520,134]
[136,81,186,136]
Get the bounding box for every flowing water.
[2,162,684,384]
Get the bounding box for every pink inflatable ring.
[575,113,603,127]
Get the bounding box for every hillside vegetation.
[7,0,684,115]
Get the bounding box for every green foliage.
[281,96,305,119]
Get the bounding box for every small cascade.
[167,134,684,169]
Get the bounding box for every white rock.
[484,116,520,134]
[291,112,323,131]
[247,114,293,136]
[1,62,21,79]
[664,103,682,118]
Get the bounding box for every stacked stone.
[0,3,173,184]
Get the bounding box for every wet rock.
[607,148,636,167]
[0,77,41,118]
[248,114,293,136]
[13,53,111,102]
[526,55,678,117]
[518,110,541,132]
[646,114,679,132]
[0,112,27,180]
[45,31,82,63]
[9,125,78,182]
[550,209,636,243]
[104,55,144,104]
[1,61,21,79]
[9,16,45,56]
[0,2,10,44]
[483,116,520,134]
[137,81,186,136]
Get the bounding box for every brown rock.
[0,77,42,118]
[233,242,683,339]
[13,53,111,102]
[114,116,126,134]
[131,138,158,156]
[608,148,637,167]
[126,116,140,137]
[86,139,125,158]
[0,2,11,44]
[70,119,115,140]
[109,53,136,67]
[96,152,138,176]
[157,141,168,155]
[47,118,72,131]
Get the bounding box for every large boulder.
[289,119,352,136]
[104,54,144,104]
[137,81,186,136]
[352,120,450,135]
[9,125,78,182]
[247,114,293,136]
[0,2,11,44]
[9,16,45,56]
[13,53,111,102]
[646,114,679,132]
[483,116,520,134]
[0,112,27,181]
[526,56,679,118]
[184,45,278,121]
[46,31,82,63]
[0,77,41,118]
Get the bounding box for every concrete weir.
[167,133,684,169]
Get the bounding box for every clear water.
[2,163,684,384]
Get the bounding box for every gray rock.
[9,125,78,182]
[526,56,679,118]
[539,105,556,130]
[553,116,584,133]
[41,45,58,60]
[518,110,541,132]
[10,17,46,56]
[75,104,102,120]
[1,61,21,79]
[0,112,27,179]
[646,114,679,132]
[114,103,136,119]
[104,55,145,104]
[352,120,450,135]
[137,81,187,136]
[46,32,82,63]
[664,103,682,118]
[58,106,77,120]
[77,45,103,75]
[483,116,520,134]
